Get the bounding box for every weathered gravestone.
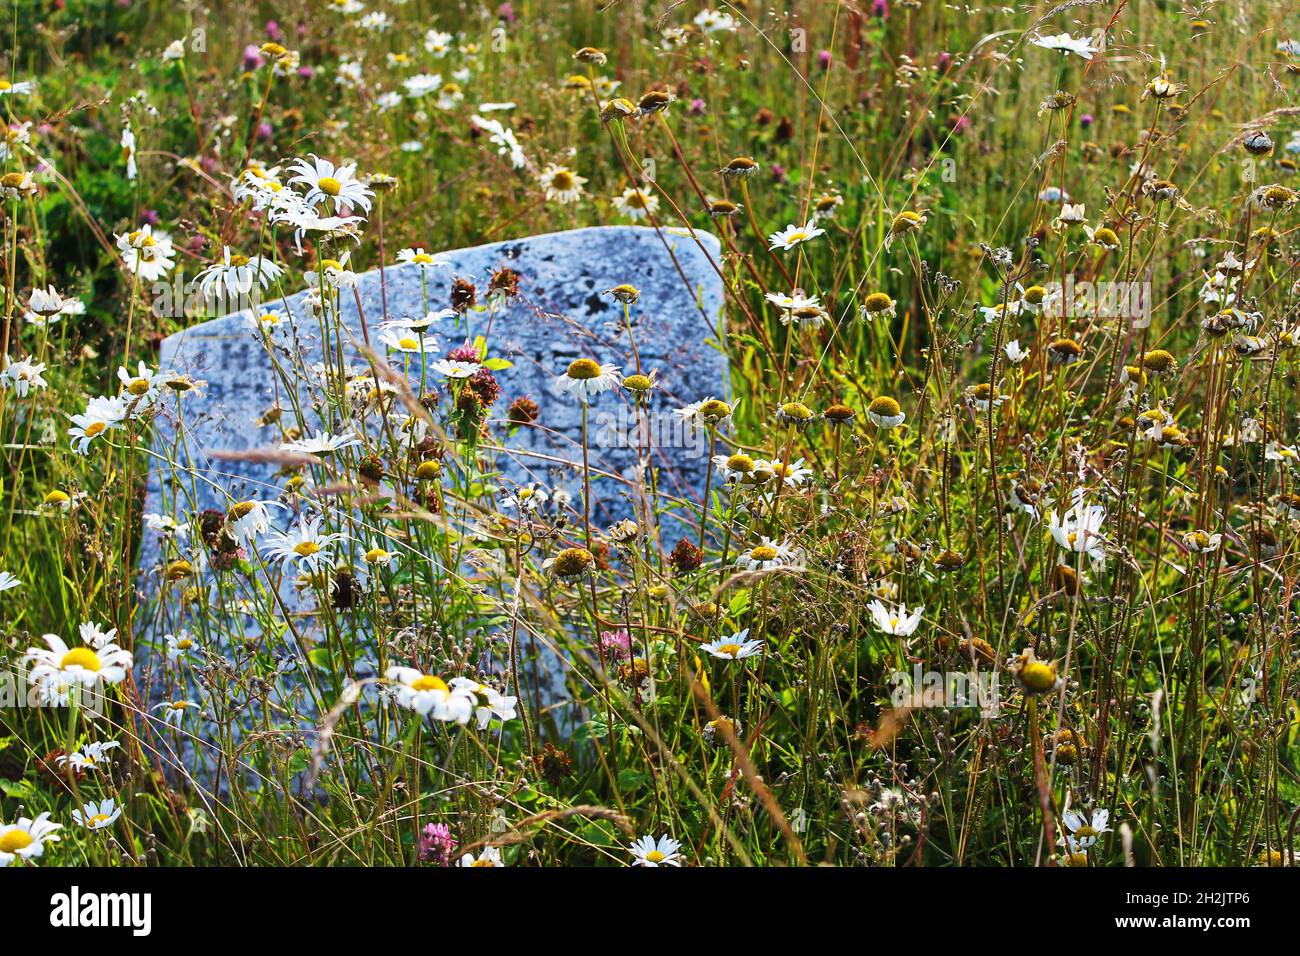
[135,225,726,791]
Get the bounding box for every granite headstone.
[134,225,727,791]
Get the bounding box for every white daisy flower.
[165,631,198,662]
[435,81,464,111]
[554,358,621,403]
[765,290,821,313]
[396,247,450,270]
[28,285,72,318]
[1182,530,1222,554]
[763,457,814,488]
[262,515,343,573]
[0,79,36,96]
[78,622,118,649]
[384,666,476,723]
[0,570,20,592]
[153,700,199,726]
[382,309,453,332]
[1048,493,1108,568]
[499,483,549,513]
[0,813,61,866]
[1004,340,1030,364]
[768,218,826,252]
[734,538,794,572]
[403,72,443,97]
[68,395,128,453]
[424,29,454,56]
[1030,32,1100,60]
[1058,806,1111,852]
[694,9,738,32]
[866,396,906,430]
[1055,202,1087,227]
[867,600,924,636]
[116,361,165,408]
[379,325,441,355]
[538,164,587,204]
[610,186,660,221]
[701,629,763,660]
[458,847,505,867]
[0,170,36,199]
[114,225,176,281]
[673,397,735,430]
[24,633,133,704]
[471,115,528,169]
[265,204,364,252]
[0,354,48,396]
[431,359,481,379]
[196,246,284,297]
[226,499,277,543]
[287,154,374,213]
[142,512,190,538]
[280,429,362,456]
[629,834,683,867]
[448,677,519,729]
[232,162,286,206]
[121,125,137,180]
[0,121,32,162]
[59,740,121,772]
[72,798,123,831]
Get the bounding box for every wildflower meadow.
[2,0,1300,888]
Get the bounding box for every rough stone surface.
[134,226,726,789]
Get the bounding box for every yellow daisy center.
[567,358,603,380]
[644,850,666,863]
[398,336,420,350]
[750,546,777,561]
[293,541,321,557]
[869,396,901,417]
[61,647,102,671]
[717,644,741,656]
[411,675,449,693]
[318,176,342,196]
[0,830,33,852]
